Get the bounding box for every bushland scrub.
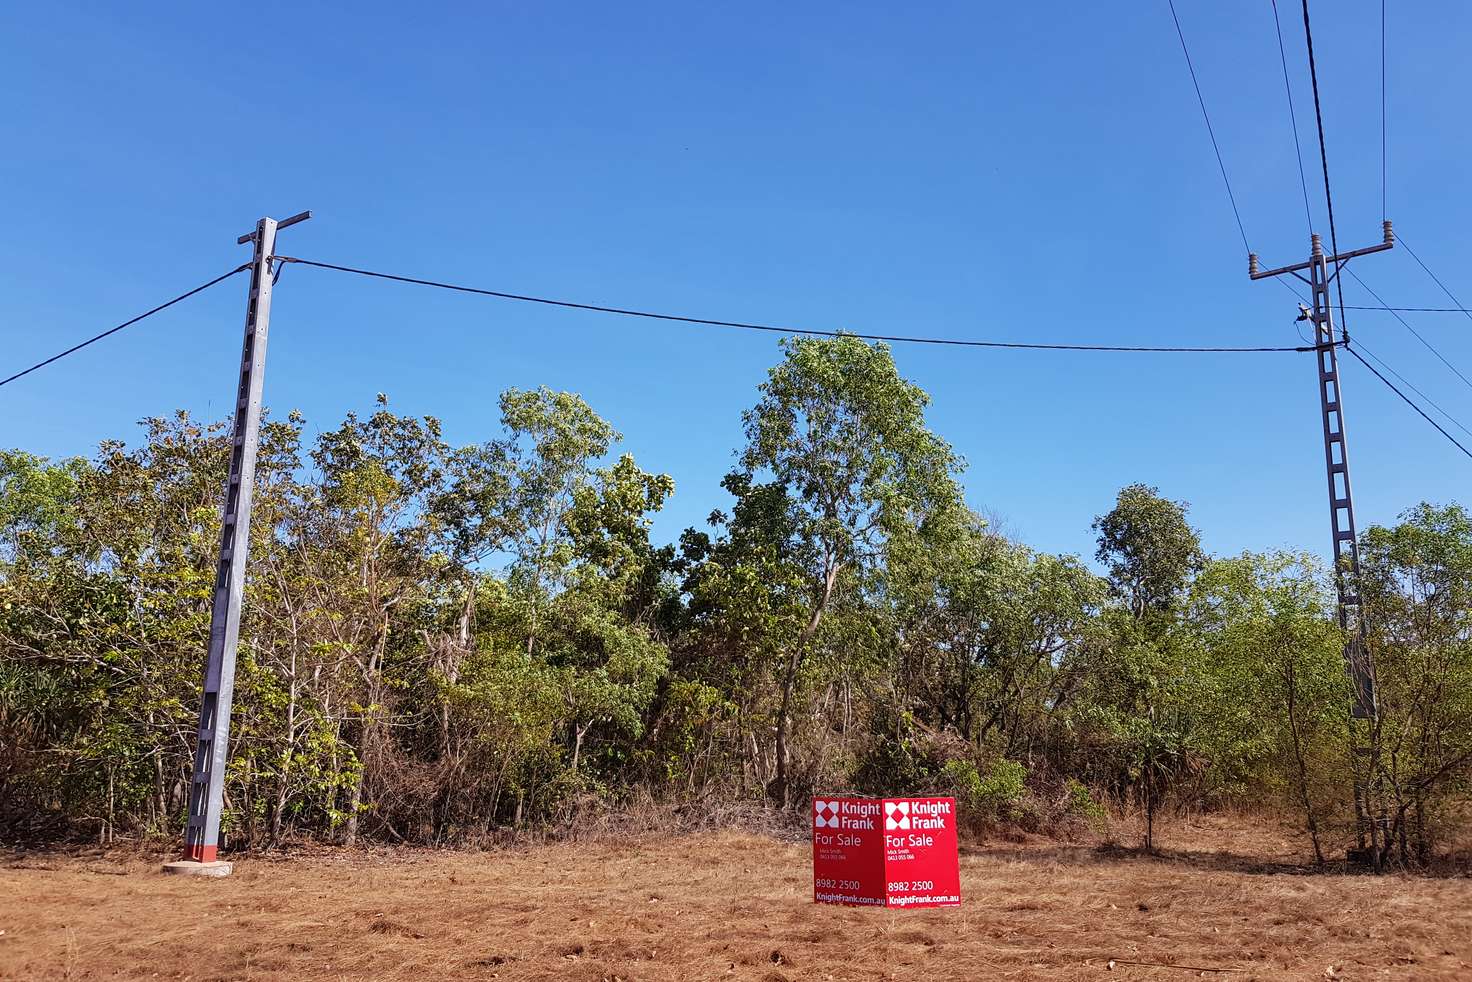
[3,336,1469,872]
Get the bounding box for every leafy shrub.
[944,757,1027,822]
[940,758,983,801]
[1064,778,1107,823]
[976,759,1028,817]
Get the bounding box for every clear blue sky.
[3,1,1469,564]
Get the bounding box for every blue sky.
[3,1,1470,564]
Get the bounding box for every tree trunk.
[771,647,803,807]
[1283,666,1325,864]
[771,562,839,807]
[342,766,365,846]
[571,721,591,772]
[342,686,380,846]
[270,644,302,849]
[1143,769,1155,853]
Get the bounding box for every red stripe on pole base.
[184,843,218,863]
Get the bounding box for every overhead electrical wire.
[1281,0,1463,477]
[272,255,1320,354]
[1300,0,1353,343]
[1261,268,1472,315]
[1350,337,1472,443]
[1167,0,1251,254]
[0,264,252,390]
[1345,267,1472,393]
[1271,0,1315,235]
[1381,0,1387,221]
[1253,0,1466,468]
[1340,303,1472,313]
[1343,344,1472,461]
[1397,234,1472,326]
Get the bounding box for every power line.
[1270,0,1315,235]
[1167,0,1251,254]
[1397,234,1472,327]
[1344,343,1472,461]
[1351,337,1472,443]
[0,264,252,390]
[1266,264,1440,529]
[1345,267,1472,393]
[1381,0,1388,221]
[1300,0,1352,342]
[274,255,1319,354]
[1341,303,1472,313]
[1265,267,1470,313]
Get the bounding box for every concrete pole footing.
[162,860,234,877]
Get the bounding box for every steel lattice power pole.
[164,211,310,877]
[1249,223,1391,719]
[1249,222,1393,862]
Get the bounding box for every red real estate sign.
[812,796,961,908]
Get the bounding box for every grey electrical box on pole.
[1247,221,1393,720]
[165,211,310,877]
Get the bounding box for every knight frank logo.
[814,800,840,829]
[884,800,910,830]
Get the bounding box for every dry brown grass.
[2,815,1469,981]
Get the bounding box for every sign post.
[812,796,961,908]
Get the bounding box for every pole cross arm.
[1248,221,1394,280]
[237,210,312,245]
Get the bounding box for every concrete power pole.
[164,211,310,877]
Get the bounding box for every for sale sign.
[812,796,961,908]
[880,798,962,907]
[812,797,887,905]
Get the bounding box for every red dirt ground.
[2,816,1469,981]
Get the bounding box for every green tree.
[0,450,88,564]
[296,396,450,843]
[8,360,1472,866]
[673,472,809,794]
[1360,503,1472,865]
[1093,484,1204,622]
[737,335,961,804]
[1188,551,1348,863]
[888,509,1104,757]
[425,388,675,828]
[0,413,299,842]
[1086,484,1205,849]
